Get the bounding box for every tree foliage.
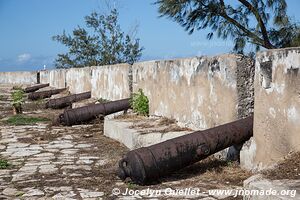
[156,0,300,53]
[53,9,143,68]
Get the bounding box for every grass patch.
[126,181,138,189]
[0,159,10,169]
[6,115,50,125]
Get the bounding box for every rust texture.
[24,83,50,93]
[28,88,66,100]
[45,91,91,109]
[118,116,253,185]
[59,98,131,126]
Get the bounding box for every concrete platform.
[104,114,192,150]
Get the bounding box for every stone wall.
[0,71,37,84]
[49,69,66,89]
[91,64,131,100]
[3,49,300,170]
[39,70,50,84]
[132,55,254,130]
[66,67,92,94]
[241,47,300,170]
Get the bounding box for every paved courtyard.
[0,84,251,200]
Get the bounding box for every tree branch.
[218,0,270,49]
[238,0,275,49]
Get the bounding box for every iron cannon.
[24,83,50,93]
[59,98,131,126]
[118,116,253,185]
[28,88,66,100]
[45,91,91,109]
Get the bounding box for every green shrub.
[11,89,25,114]
[11,89,24,105]
[130,89,149,116]
[0,159,10,169]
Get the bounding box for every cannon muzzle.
[59,98,131,126]
[118,116,253,185]
[45,91,91,109]
[28,88,66,100]
[24,83,50,93]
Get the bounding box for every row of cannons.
[24,83,253,185]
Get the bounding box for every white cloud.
[17,53,31,62]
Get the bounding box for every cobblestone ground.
[0,84,250,200]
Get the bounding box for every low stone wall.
[66,67,92,94]
[241,47,300,170]
[0,71,37,84]
[132,55,254,130]
[91,64,130,100]
[49,69,66,89]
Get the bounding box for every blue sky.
[0,0,299,72]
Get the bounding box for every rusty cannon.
[117,116,253,185]
[45,91,91,109]
[59,98,131,126]
[28,88,66,100]
[24,83,50,93]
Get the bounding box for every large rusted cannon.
[28,88,66,100]
[24,83,50,93]
[45,91,91,109]
[118,116,253,185]
[59,98,131,126]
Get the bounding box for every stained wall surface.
[66,67,92,94]
[0,72,37,84]
[246,47,300,169]
[39,70,50,84]
[91,64,131,100]
[49,69,66,89]
[132,55,254,130]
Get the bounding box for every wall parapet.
[132,54,254,130]
[0,71,38,84]
[241,47,300,170]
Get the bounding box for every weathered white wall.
[0,71,37,84]
[242,47,300,170]
[132,55,253,130]
[39,70,50,84]
[66,67,92,94]
[49,69,66,88]
[91,64,130,100]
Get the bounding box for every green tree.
[156,0,300,53]
[53,9,143,68]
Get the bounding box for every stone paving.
[0,121,128,199]
[0,84,249,200]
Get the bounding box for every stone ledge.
[103,116,192,150]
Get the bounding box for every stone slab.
[104,118,192,150]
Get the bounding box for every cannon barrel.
[28,88,66,100]
[118,116,253,185]
[59,98,131,126]
[45,91,91,109]
[24,83,50,93]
